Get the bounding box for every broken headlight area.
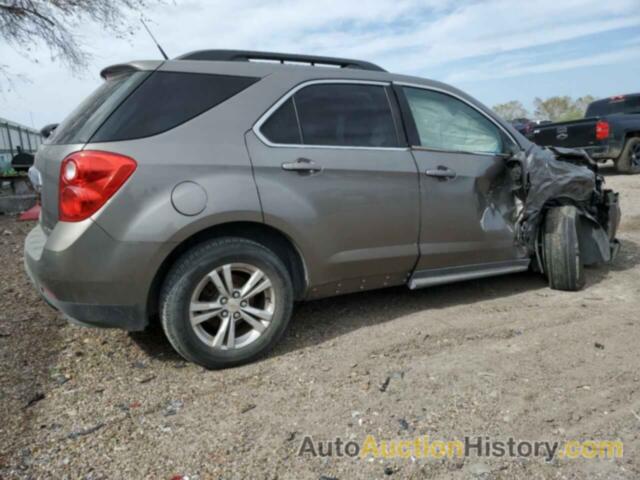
[508,145,620,266]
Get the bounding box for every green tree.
[492,101,529,121]
[574,95,597,116]
[533,95,598,122]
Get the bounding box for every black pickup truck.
[530,93,640,174]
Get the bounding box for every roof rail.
[176,50,386,72]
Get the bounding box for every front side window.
[260,83,399,148]
[403,87,503,155]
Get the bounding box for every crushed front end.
[508,145,621,267]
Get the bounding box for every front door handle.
[425,166,456,180]
[281,158,322,174]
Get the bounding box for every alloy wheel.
[189,263,275,350]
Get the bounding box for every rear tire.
[615,137,640,174]
[542,206,585,291]
[160,237,294,369]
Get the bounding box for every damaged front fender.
[508,144,620,265]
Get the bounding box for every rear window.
[50,71,259,145]
[92,72,259,142]
[586,96,640,117]
[50,71,148,145]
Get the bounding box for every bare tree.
[492,100,529,121]
[574,95,597,116]
[0,0,155,90]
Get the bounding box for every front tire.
[160,237,294,369]
[615,137,640,174]
[542,206,585,291]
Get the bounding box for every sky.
[1,0,639,128]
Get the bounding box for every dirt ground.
[1,165,639,479]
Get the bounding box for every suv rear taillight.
[595,120,610,140]
[59,150,136,222]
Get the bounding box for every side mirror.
[40,123,58,139]
[505,142,520,157]
[499,133,520,159]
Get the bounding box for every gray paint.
[408,259,530,289]
[411,147,527,269]
[171,181,207,216]
[25,56,541,330]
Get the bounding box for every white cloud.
[444,44,640,83]
[0,0,638,126]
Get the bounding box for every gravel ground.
[1,165,640,479]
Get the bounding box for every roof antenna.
[140,18,169,60]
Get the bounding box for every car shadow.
[273,271,547,357]
[125,258,601,361]
[129,239,640,365]
[275,240,640,356]
[586,237,640,284]
[129,322,182,362]
[130,271,551,363]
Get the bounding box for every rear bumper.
[583,146,611,160]
[23,266,143,330]
[24,221,168,331]
[582,142,624,162]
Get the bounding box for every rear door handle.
[281,158,322,173]
[425,166,456,180]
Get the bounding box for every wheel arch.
[624,130,640,139]
[146,221,309,320]
[621,131,640,152]
[538,203,612,270]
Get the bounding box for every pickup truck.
[530,93,640,174]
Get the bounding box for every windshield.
[49,71,149,145]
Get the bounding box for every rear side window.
[259,83,399,147]
[261,98,302,144]
[50,72,148,145]
[296,84,397,147]
[91,72,259,142]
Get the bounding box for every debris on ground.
[24,392,45,409]
[239,403,256,414]
[164,400,184,416]
[67,423,105,440]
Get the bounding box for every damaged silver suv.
[24,50,621,369]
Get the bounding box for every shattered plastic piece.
[18,204,40,221]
